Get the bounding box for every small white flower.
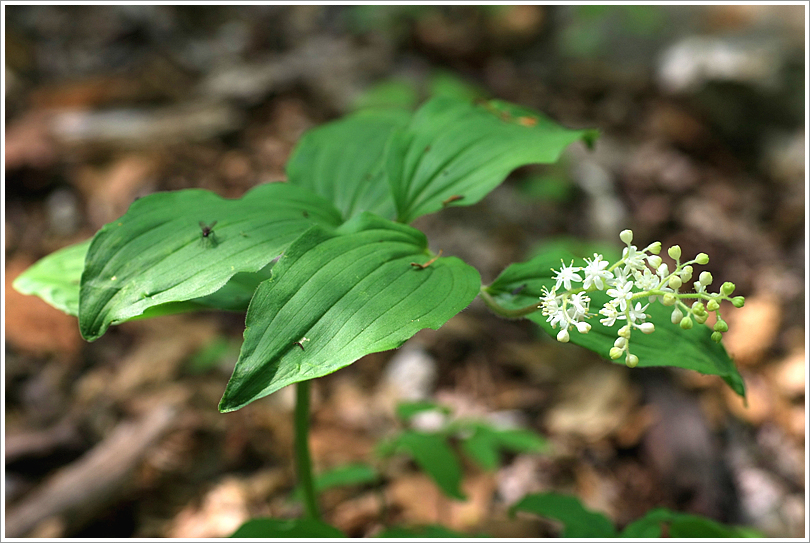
[627,301,650,324]
[582,254,612,290]
[622,245,646,272]
[599,302,625,327]
[569,292,591,319]
[552,260,582,291]
[607,275,634,311]
[633,268,659,291]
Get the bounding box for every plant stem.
[479,287,540,318]
[295,380,320,520]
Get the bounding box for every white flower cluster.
[539,229,745,367]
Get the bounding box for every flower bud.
[626,354,639,368]
[647,255,662,269]
[694,312,708,324]
[610,346,623,359]
[721,282,735,296]
[671,308,683,324]
[696,253,709,265]
[691,301,705,315]
[646,241,662,255]
[707,298,720,311]
[620,229,633,244]
[557,329,570,343]
[711,331,723,343]
[680,265,693,282]
[668,276,682,289]
[662,293,677,306]
[680,316,693,329]
[699,271,713,286]
[618,325,631,339]
[576,322,591,334]
[668,245,681,260]
[639,322,655,334]
[713,320,728,332]
[614,337,627,348]
[732,296,745,308]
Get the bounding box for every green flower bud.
[668,245,682,260]
[699,271,713,286]
[721,282,735,296]
[618,325,631,339]
[713,320,728,332]
[620,229,633,244]
[707,298,720,311]
[610,346,623,359]
[671,308,683,324]
[647,241,662,255]
[691,301,705,315]
[711,331,723,343]
[648,255,662,269]
[668,276,682,289]
[732,296,745,308]
[680,316,693,329]
[694,312,708,324]
[680,265,693,282]
[626,354,639,368]
[696,253,709,265]
[662,293,677,306]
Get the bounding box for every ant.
[199,221,218,248]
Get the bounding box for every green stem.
[295,380,320,520]
[479,287,540,318]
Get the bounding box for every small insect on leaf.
[411,249,443,270]
[442,195,465,207]
[199,221,218,248]
[516,116,537,127]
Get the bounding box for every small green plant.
[14,91,747,537]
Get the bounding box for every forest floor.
[4,5,806,538]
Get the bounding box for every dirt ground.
[4,5,806,538]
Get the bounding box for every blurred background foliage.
[4,4,806,538]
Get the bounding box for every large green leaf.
[12,238,267,319]
[510,492,618,538]
[229,518,345,538]
[386,96,597,224]
[381,430,466,500]
[78,183,342,341]
[286,108,411,221]
[485,243,745,397]
[218,213,480,412]
[12,239,91,317]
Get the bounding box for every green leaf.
[395,400,451,422]
[461,424,548,470]
[485,242,745,397]
[293,463,379,500]
[384,430,466,500]
[621,508,757,538]
[386,96,597,224]
[229,517,345,538]
[352,78,420,111]
[78,183,342,341]
[13,239,91,317]
[218,213,480,412]
[510,492,618,538]
[428,71,487,102]
[376,525,484,538]
[286,108,412,220]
